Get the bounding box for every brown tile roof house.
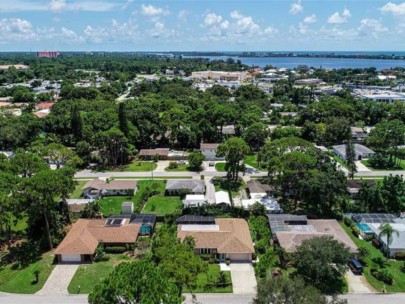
[55,219,140,263]
[275,219,357,253]
[139,148,170,158]
[177,218,254,262]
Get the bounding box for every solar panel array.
[176,215,215,224]
[352,213,396,224]
[130,214,157,226]
[105,218,124,226]
[267,214,308,236]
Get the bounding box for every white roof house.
[369,223,405,258]
[332,144,375,161]
[214,191,231,206]
[242,196,283,214]
[183,195,207,208]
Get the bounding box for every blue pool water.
[356,223,372,233]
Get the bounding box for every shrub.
[168,161,178,169]
[351,225,361,237]
[370,268,394,285]
[344,217,353,227]
[255,239,269,255]
[225,258,231,266]
[395,252,405,261]
[104,246,127,254]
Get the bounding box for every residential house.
[55,218,140,263]
[351,127,368,142]
[109,214,157,236]
[138,148,170,160]
[242,196,283,214]
[82,179,137,199]
[268,214,357,253]
[220,125,236,136]
[333,144,375,161]
[247,180,273,200]
[165,180,205,195]
[214,191,231,207]
[177,216,255,262]
[183,195,206,208]
[347,180,376,198]
[200,143,223,161]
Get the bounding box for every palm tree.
[379,223,399,259]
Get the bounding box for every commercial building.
[192,71,251,82]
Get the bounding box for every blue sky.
[0,0,405,51]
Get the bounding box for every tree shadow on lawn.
[0,241,42,270]
[371,257,389,269]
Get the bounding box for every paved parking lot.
[229,264,257,294]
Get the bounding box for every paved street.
[2,292,405,304]
[36,265,79,295]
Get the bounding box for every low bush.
[351,225,361,237]
[395,252,405,261]
[104,246,127,254]
[370,268,394,285]
[344,217,353,227]
[168,161,178,169]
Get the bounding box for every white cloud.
[328,8,351,24]
[230,10,260,35]
[178,10,189,23]
[289,0,303,15]
[49,0,66,12]
[122,0,133,10]
[0,18,39,41]
[204,13,223,26]
[357,19,388,38]
[141,4,169,17]
[303,14,317,24]
[381,2,405,16]
[0,0,47,12]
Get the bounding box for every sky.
[0,0,405,51]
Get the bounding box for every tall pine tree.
[70,104,83,142]
[346,139,357,180]
[118,103,129,136]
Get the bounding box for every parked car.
[348,258,363,274]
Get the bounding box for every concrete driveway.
[229,264,257,294]
[205,176,216,204]
[345,270,375,293]
[36,264,79,295]
[355,161,371,172]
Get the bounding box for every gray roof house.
[165,180,206,195]
[332,144,375,161]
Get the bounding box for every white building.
[183,195,206,207]
[353,89,405,103]
[191,71,251,82]
[215,191,231,207]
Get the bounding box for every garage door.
[61,254,81,262]
[229,253,251,262]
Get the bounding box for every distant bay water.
[182,55,405,70]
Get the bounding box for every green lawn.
[121,161,157,172]
[341,223,405,292]
[361,159,405,171]
[70,180,87,199]
[333,156,348,169]
[0,250,55,294]
[165,164,199,172]
[193,264,232,293]
[244,154,261,169]
[99,196,133,216]
[213,177,245,199]
[215,162,226,172]
[68,254,131,294]
[136,180,182,216]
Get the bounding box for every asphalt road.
[1,293,405,304]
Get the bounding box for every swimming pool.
[356,223,373,233]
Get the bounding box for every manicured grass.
[70,180,87,199]
[193,264,232,293]
[244,154,261,169]
[361,159,405,171]
[215,162,226,172]
[0,250,55,294]
[333,156,348,169]
[165,164,200,172]
[137,180,182,216]
[99,196,133,216]
[68,254,131,294]
[341,223,405,292]
[121,161,157,172]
